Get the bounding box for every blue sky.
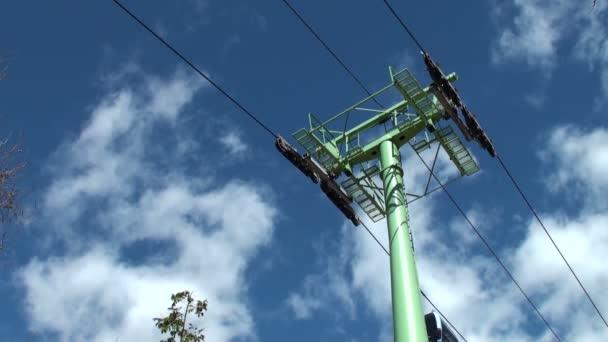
[1,0,607,341]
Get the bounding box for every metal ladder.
[393,69,438,119]
[293,128,338,171]
[434,126,479,176]
[341,164,386,222]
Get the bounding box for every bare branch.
[0,135,25,252]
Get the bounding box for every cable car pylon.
[277,64,494,342]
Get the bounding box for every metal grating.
[393,68,439,119]
[434,126,479,176]
[341,164,386,222]
[293,128,339,171]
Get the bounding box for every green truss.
[292,67,479,222]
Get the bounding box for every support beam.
[292,68,479,340]
[379,140,427,342]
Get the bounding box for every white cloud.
[390,50,416,74]
[146,70,202,120]
[287,198,538,341]
[492,0,573,68]
[253,13,268,32]
[285,124,608,340]
[221,34,242,56]
[524,91,547,109]
[43,70,203,230]
[285,145,512,339]
[514,214,608,317]
[512,124,608,340]
[220,131,249,156]
[492,0,608,95]
[287,229,357,321]
[448,206,497,246]
[19,68,278,342]
[21,181,276,342]
[542,125,608,209]
[493,0,573,70]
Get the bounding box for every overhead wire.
[279,0,468,339]
[380,0,608,332]
[280,0,562,340]
[361,221,468,342]
[381,0,426,53]
[497,155,608,328]
[416,158,562,342]
[111,1,576,340]
[111,1,466,337]
[279,0,384,109]
[112,0,279,139]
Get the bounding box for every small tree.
[154,291,208,342]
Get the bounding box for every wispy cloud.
[513,125,608,339]
[253,13,268,32]
[541,125,608,209]
[285,125,608,340]
[219,131,249,157]
[492,0,572,70]
[492,0,608,97]
[19,67,278,342]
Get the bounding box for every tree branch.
[179,300,191,342]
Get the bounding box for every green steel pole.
[379,140,427,342]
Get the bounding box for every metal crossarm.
[411,131,436,153]
[341,164,386,222]
[434,126,479,176]
[292,127,340,171]
[289,66,483,342]
[392,68,439,119]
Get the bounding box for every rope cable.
[112,2,572,340]
[112,0,279,139]
[381,0,426,53]
[376,1,608,337]
[359,221,468,342]
[279,1,476,339]
[111,4,465,338]
[280,0,384,109]
[497,154,608,328]
[416,157,562,342]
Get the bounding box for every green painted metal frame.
[292,67,479,342]
[292,68,473,222]
[293,69,458,174]
[380,140,427,342]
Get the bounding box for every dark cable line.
[417,158,563,342]
[380,0,426,53]
[278,2,564,340]
[111,3,463,337]
[113,1,562,340]
[279,2,469,339]
[379,0,606,331]
[376,2,597,338]
[280,0,384,109]
[420,290,466,342]
[112,0,278,139]
[497,155,608,328]
[360,220,390,255]
[360,221,468,342]
[111,3,460,336]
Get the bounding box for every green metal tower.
[287,66,484,342]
